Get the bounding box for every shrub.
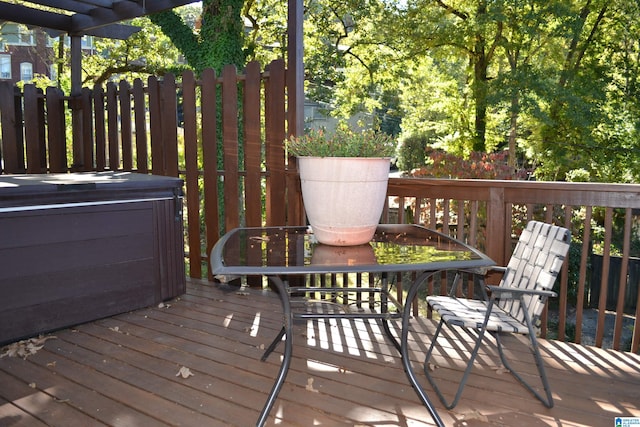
[397,133,431,172]
[411,149,528,180]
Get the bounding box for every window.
[18,27,35,45]
[3,24,35,46]
[50,64,57,82]
[0,55,11,79]
[81,35,94,50]
[60,35,94,50]
[20,62,33,82]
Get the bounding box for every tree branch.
[434,0,468,20]
[573,3,608,73]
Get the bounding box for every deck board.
[1,277,639,427]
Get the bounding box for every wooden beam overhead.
[0,0,198,36]
[0,3,72,32]
[36,0,96,14]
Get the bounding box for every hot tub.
[0,172,185,344]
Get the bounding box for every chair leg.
[423,317,491,409]
[495,331,554,408]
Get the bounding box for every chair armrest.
[487,285,557,298]
[459,265,504,276]
[487,266,507,274]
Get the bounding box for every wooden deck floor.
[1,277,639,427]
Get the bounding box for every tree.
[533,0,640,181]
[383,0,640,181]
[80,17,184,85]
[490,1,573,167]
[390,0,505,152]
[150,0,246,74]
[50,0,640,182]
[300,0,405,132]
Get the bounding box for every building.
[0,22,93,85]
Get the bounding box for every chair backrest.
[498,221,571,324]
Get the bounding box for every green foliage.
[565,169,591,182]
[290,0,640,183]
[41,0,640,183]
[410,149,528,180]
[286,126,396,158]
[78,17,185,86]
[15,74,53,91]
[242,0,288,66]
[397,133,430,172]
[398,56,472,152]
[150,0,246,74]
[563,241,585,307]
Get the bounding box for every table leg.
[381,318,401,352]
[401,270,445,427]
[256,275,293,427]
[261,327,285,361]
[380,272,401,352]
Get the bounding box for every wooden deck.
[1,278,639,427]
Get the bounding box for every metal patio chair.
[424,220,571,409]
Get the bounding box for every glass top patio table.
[210,223,493,275]
[210,224,495,427]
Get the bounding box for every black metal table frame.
[210,224,495,427]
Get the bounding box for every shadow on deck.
[1,278,639,426]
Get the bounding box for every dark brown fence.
[0,59,304,280]
[1,63,639,353]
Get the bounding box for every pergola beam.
[0,0,197,35]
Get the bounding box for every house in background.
[0,23,51,84]
[0,22,94,85]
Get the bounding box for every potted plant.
[287,126,396,246]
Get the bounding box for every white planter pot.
[298,156,390,246]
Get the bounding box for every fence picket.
[160,74,179,177]
[221,64,240,231]
[22,85,45,173]
[182,70,201,278]
[244,61,263,228]
[46,86,67,173]
[106,82,119,170]
[200,67,220,276]
[264,59,287,226]
[119,80,133,171]
[132,78,148,173]
[93,85,107,171]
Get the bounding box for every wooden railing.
[1,65,638,353]
[385,178,640,353]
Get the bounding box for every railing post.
[486,186,506,266]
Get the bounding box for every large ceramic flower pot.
[297,156,390,246]
[311,243,377,265]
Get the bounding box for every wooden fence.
[1,61,639,353]
[0,59,304,280]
